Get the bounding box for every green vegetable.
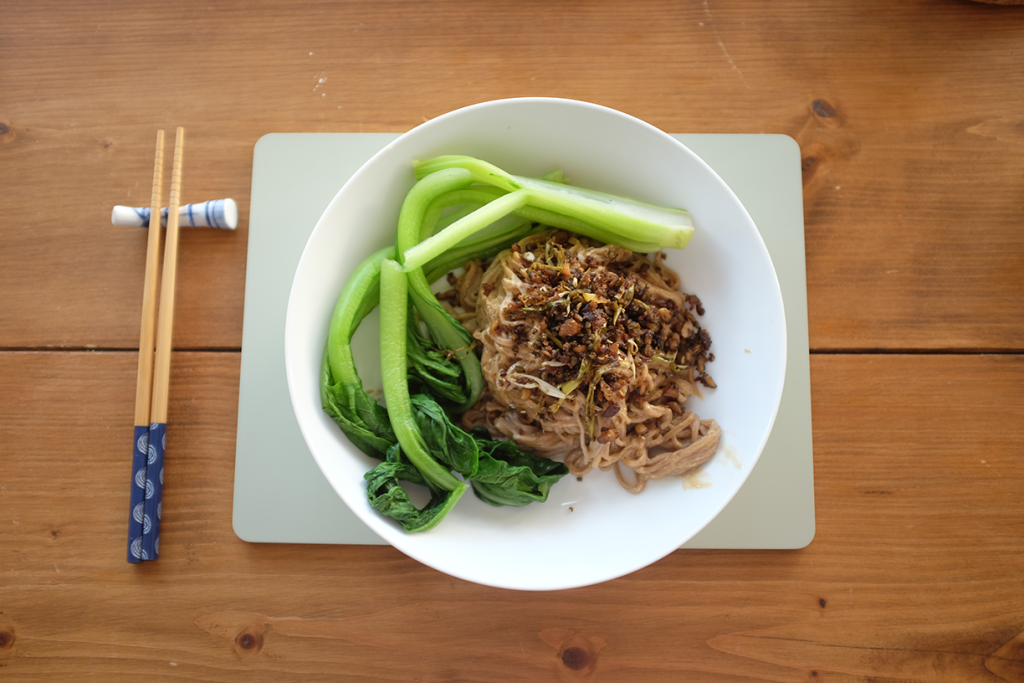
[417,185,657,266]
[395,169,485,413]
[419,164,567,242]
[321,205,569,532]
[470,429,569,507]
[322,246,398,459]
[365,443,465,533]
[406,316,469,407]
[402,155,694,268]
[423,215,537,285]
[320,346,395,459]
[410,393,479,478]
[414,157,693,246]
[364,416,566,529]
[326,245,395,387]
[322,154,697,532]
[403,191,533,270]
[380,258,467,495]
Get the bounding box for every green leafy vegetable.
[411,393,479,478]
[321,154,697,532]
[406,317,469,407]
[365,442,466,533]
[327,245,395,386]
[395,169,485,413]
[320,346,395,459]
[380,258,467,495]
[322,214,551,531]
[470,430,570,507]
[322,245,398,460]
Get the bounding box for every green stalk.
[327,245,395,385]
[325,185,530,417]
[325,215,530,384]
[379,258,466,493]
[403,190,532,271]
[423,220,537,284]
[422,186,664,254]
[420,187,503,241]
[396,167,475,259]
[396,168,487,412]
[404,268,482,413]
[430,203,483,236]
[502,205,665,253]
[414,155,521,191]
[413,155,694,251]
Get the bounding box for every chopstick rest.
[111,198,238,230]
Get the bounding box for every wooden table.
[2,1,1022,680]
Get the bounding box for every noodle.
[453,230,720,494]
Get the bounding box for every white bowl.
[285,98,786,591]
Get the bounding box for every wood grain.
[1,0,1023,351]
[2,1,1024,680]
[0,351,1021,681]
[150,128,185,423]
[132,130,164,426]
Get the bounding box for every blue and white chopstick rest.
[112,198,237,230]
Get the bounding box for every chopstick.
[142,126,185,561]
[127,130,165,563]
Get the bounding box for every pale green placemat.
[233,133,814,549]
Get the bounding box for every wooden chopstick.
[141,126,185,561]
[127,130,165,563]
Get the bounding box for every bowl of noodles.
[285,97,787,590]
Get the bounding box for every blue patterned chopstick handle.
[110,198,238,229]
[141,422,165,560]
[127,425,150,563]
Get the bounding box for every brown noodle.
[442,230,720,494]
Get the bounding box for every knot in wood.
[812,99,837,118]
[234,629,263,655]
[560,646,590,670]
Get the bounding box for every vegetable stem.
[413,155,694,252]
[396,167,475,262]
[379,258,466,493]
[423,220,537,284]
[396,168,490,412]
[327,245,395,385]
[403,190,532,271]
